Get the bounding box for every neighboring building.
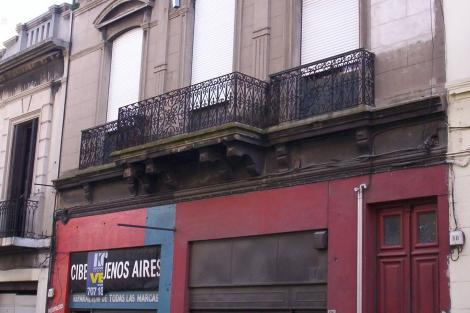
[48,0,448,313]
[0,3,70,313]
[444,1,470,312]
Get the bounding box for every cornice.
[447,78,470,96]
[0,39,68,80]
[56,153,447,219]
[74,0,109,17]
[0,81,59,107]
[54,96,445,191]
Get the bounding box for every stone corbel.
[123,163,153,195]
[355,127,371,154]
[199,146,232,178]
[225,143,264,177]
[82,183,93,203]
[275,144,289,172]
[146,160,176,190]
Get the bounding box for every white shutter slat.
[107,28,143,121]
[191,0,235,84]
[301,0,359,65]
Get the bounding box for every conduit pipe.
[353,183,367,313]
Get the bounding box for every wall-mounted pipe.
[353,183,367,313]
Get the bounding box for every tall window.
[191,0,235,84]
[8,119,38,202]
[301,0,359,64]
[107,28,143,121]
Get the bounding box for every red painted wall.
[171,165,449,313]
[48,209,147,312]
[48,165,449,313]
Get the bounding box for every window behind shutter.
[107,28,143,121]
[301,0,359,65]
[191,0,235,84]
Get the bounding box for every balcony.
[0,4,70,61]
[269,49,374,123]
[78,49,374,169]
[0,199,49,248]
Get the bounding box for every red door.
[377,203,439,313]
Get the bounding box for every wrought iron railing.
[78,50,375,169]
[117,72,269,150]
[79,120,118,169]
[0,199,39,238]
[269,49,374,123]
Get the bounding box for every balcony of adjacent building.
[0,3,70,75]
[78,49,375,171]
[0,119,50,250]
[0,198,49,249]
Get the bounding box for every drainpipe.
[353,183,367,313]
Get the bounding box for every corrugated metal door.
[107,28,143,121]
[191,0,235,84]
[0,294,36,313]
[301,0,359,64]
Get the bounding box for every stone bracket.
[355,127,372,154]
[225,142,264,177]
[82,183,93,203]
[123,163,155,195]
[275,144,289,172]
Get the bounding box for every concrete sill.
[0,236,50,249]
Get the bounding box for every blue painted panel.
[68,205,176,312]
[144,204,176,313]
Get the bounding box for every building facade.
[444,0,470,312]
[47,0,449,312]
[0,3,71,313]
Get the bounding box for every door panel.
[378,258,407,313]
[411,256,439,313]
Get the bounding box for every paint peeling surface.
[48,205,175,312]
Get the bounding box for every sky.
[0,0,72,48]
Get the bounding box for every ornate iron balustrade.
[0,199,39,238]
[79,120,118,169]
[78,50,376,169]
[269,49,374,124]
[116,72,269,150]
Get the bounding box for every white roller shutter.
[191,0,235,84]
[301,0,359,65]
[107,28,143,121]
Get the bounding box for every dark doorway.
[2,118,38,237]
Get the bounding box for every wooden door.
[377,203,439,313]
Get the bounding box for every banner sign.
[70,246,161,296]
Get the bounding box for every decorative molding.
[74,0,109,17]
[93,0,154,29]
[447,79,470,98]
[153,64,167,95]
[0,40,67,81]
[70,42,105,61]
[169,7,189,20]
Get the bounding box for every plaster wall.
[60,0,445,173]
[0,52,68,313]
[0,78,66,313]
[444,1,470,311]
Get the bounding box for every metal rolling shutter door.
[191,0,235,84]
[301,0,359,65]
[106,28,143,121]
